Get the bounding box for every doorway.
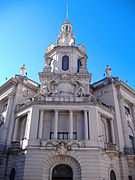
[52,164,73,180]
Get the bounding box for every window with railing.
[50,132,77,140]
[58,132,68,140]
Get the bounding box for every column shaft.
[13,118,19,141]
[84,111,88,140]
[131,104,135,132]
[119,96,130,147]
[69,111,73,140]
[38,111,44,139]
[110,119,115,144]
[54,110,58,139]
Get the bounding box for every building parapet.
[15,95,114,113]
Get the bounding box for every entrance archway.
[110,170,116,180]
[52,164,73,180]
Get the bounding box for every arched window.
[110,170,116,180]
[52,164,73,180]
[106,119,113,143]
[62,55,69,71]
[101,119,106,142]
[10,168,16,180]
[66,26,68,32]
[77,59,82,73]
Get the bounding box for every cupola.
[57,18,75,46]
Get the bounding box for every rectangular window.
[107,119,113,143]
[58,132,69,140]
[50,132,54,139]
[18,115,27,141]
[2,99,8,112]
[73,132,77,140]
[77,59,82,73]
[124,106,130,115]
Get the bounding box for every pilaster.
[28,108,40,140]
[69,110,73,140]
[131,103,135,132]
[38,110,44,139]
[84,110,88,140]
[12,117,19,141]
[54,110,58,139]
[118,94,131,148]
[5,94,15,145]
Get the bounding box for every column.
[119,95,130,147]
[131,104,135,131]
[5,94,15,144]
[88,110,91,139]
[38,111,44,139]
[27,108,39,140]
[13,118,19,141]
[25,109,32,140]
[54,110,58,139]
[110,119,115,144]
[84,110,88,140]
[69,110,73,140]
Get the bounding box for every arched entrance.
[110,170,116,180]
[9,168,16,180]
[52,164,73,180]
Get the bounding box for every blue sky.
[0,0,135,89]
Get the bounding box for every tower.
[38,18,92,99]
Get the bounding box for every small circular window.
[10,168,16,180]
[62,55,69,71]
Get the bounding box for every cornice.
[115,80,135,97]
[0,76,39,96]
[15,97,114,115]
[0,77,17,95]
[45,45,87,59]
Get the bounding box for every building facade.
[0,18,135,180]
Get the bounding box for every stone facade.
[0,18,135,180]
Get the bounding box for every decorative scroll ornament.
[78,44,86,54]
[56,142,71,156]
[46,43,54,53]
[102,151,118,160]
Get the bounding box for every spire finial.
[66,0,68,20]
